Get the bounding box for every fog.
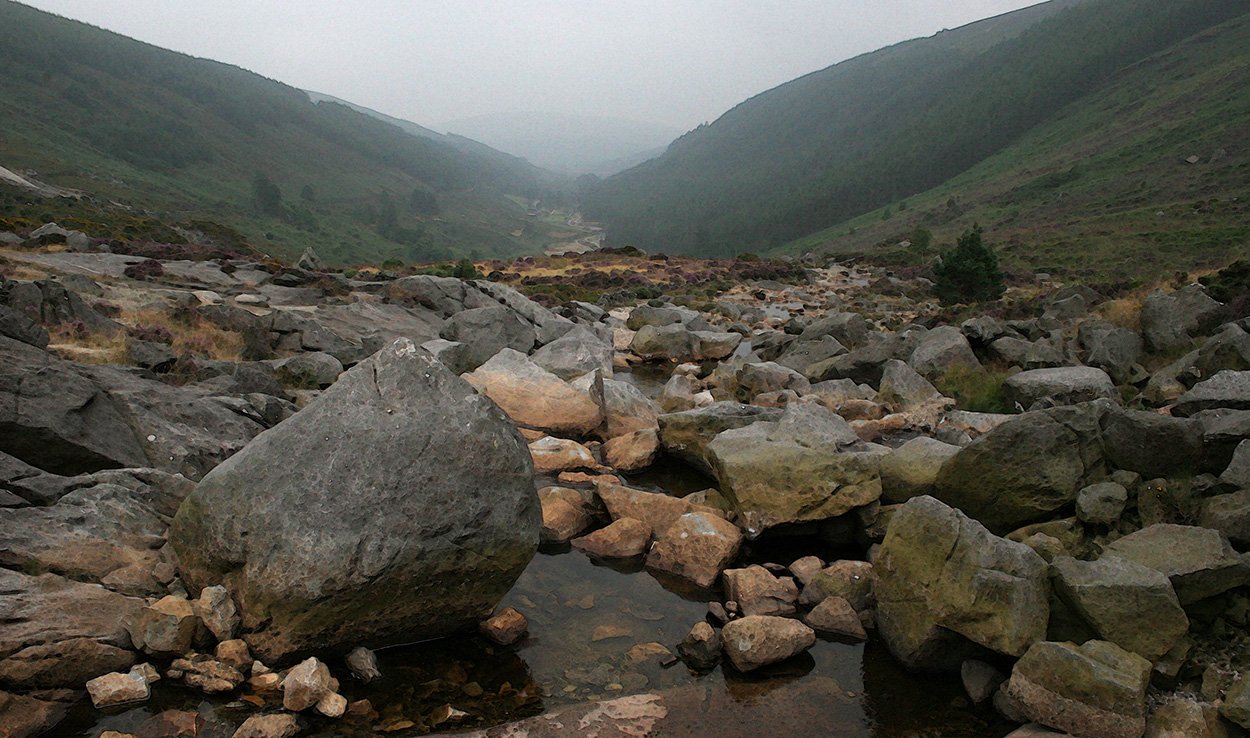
[19,0,1044,133]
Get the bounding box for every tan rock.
[539,487,595,543]
[122,595,201,657]
[193,585,240,642]
[1146,698,1229,738]
[572,518,652,558]
[282,656,331,712]
[464,349,602,437]
[603,429,660,472]
[316,690,347,718]
[721,615,815,672]
[215,639,252,672]
[596,482,724,539]
[722,565,797,617]
[87,669,149,707]
[232,713,301,738]
[529,436,601,474]
[645,512,743,588]
[803,596,866,640]
[558,471,620,486]
[479,607,529,646]
[592,625,631,642]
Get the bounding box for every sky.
[19,0,1044,133]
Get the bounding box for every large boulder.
[1099,407,1204,478]
[800,312,868,348]
[1141,286,1224,353]
[1173,371,1250,417]
[170,339,539,661]
[439,305,536,370]
[876,360,942,411]
[720,616,815,672]
[933,404,1107,533]
[657,403,782,475]
[530,327,613,381]
[908,326,981,376]
[1050,556,1188,660]
[0,304,49,349]
[774,336,847,375]
[1079,321,1143,384]
[596,482,722,539]
[629,324,697,362]
[705,404,881,536]
[464,349,602,438]
[1200,490,1250,547]
[880,437,961,504]
[875,496,1049,671]
[0,570,141,689]
[1004,640,1152,738]
[1101,524,1250,605]
[626,304,708,332]
[645,511,742,588]
[1002,367,1117,411]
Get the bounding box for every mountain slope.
[0,1,566,264]
[583,0,1250,257]
[781,12,1250,280]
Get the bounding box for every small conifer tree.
[933,224,1004,304]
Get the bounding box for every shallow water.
[60,546,1013,738]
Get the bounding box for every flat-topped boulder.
[1174,371,1250,417]
[1101,524,1250,605]
[1002,366,1116,411]
[464,349,603,437]
[170,339,539,661]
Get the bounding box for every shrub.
[453,258,480,280]
[128,324,174,344]
[933,225,1005,304]
[935,364,1012,414]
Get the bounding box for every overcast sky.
[20,0,1044,132]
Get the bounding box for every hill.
[781,11,1250,281]
[582,0,1250,262]
[0,0,570,265]
[441,112,681,176]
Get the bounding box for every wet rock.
[1003,367,1116,411]
[572,518,652,558]
[439,305,536,370]
[345,646,382,682]
[646,512,743,588]
[875,496,1049,670]
[464,349,603,437]
[961,660,1006,705]
[1102,524,1250,605]
[908,326,981,376]
[480,607,528,646]
[596,482,722,539]
[1199,490,1250,546]
[232,713,301,738]
[798,560,875,611]
[1174,371,1250,417]
[722,566,797,617]
[282,657,332,712]
[1076,482,1128,526]
[539,487,595,543]
[1141,286,1224,353]
[1051,556,1188,660]
[193,585,240,642]
[170,339,538,661]
[720,616,815,672]
[676,622,720,670]
[803,597,866,640]
[87,669,150,707]
[1147,698,1230,738]
[879,436,961,504]
[603,429,660,472]
[657,402,783,475]
[530,436,600,474]
[122,595,200,658]
[1004,640,1151,738]
[706,404,880,535]
[934,404,1107,533]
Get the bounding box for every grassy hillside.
[0,1,569,265]
[583,0,1250,259]
[782,12,1250,281]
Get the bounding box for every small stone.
[346,698,375,719]
[315,690,347,718]
[480,608,529,646]
[592,625,631,642]
[720,616,815,672]
[707,602,729,623]
[345,646,382,683]
[193,585,241,641]
[676,622,720,670]
[247,673,281,690]
[788,556,825,586]
[462,681,484,697]
[430,704,470,725]
[282,657,331,712]
[131,662,161,684]
[961,660,1006,705]
[251,660,272,676]
[138,710,203,737]
[87,670,150,707]
[215,639,253,672]
[1077,482,1129,526]
[231,713,300,738]
[803,596,866,640]
[573,518,652,558]
[623,643,672,666]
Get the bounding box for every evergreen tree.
[933,224,1004,304]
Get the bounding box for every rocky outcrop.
[170,339,539,661]
[875,496,1049,671]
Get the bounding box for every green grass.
[934,365,1013,414]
